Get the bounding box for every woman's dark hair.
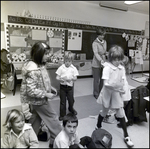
[31,41,51,65]
[96,28,106,36]
[63,113,78,127]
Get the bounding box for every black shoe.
[59,116,64,121]
[97,114,104,128]
[117,122,132,128]
[68,108,78,115]
[94,95,98,99]
[49,143,53,148]
[72,109,78,115]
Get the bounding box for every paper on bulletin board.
[67,29,82,51]
[128,40,135,47]
[49,38,62,48]
[129,49,134,57]
[10,36,26,47]
[142,38,147,55]
[135,50,143,64]
[32,30,47,40]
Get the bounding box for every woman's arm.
[92,43,104,63]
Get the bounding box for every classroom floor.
[38,73,149,148]
[1,73,149,148]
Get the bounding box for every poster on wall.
[32,30,47,40]
[49,38,62,48]
[67,29,82,51]
[5,23,65,65]
[10,36,26,47]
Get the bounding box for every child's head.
[31,41,52,65]
[3,109,25,134]
[96,28,106,40]
[108,45,124,67]
[63,113,78,135]
[64,51,73,68]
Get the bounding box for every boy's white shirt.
[56,64,79,86]
[53,129,80,148]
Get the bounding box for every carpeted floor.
[40,94,149,148]
[50,94,101,119]
[78,112,149,148]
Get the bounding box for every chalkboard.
[81,31,97,59]
[81,32,129,60]
[105,34,128,55]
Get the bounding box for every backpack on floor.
[37,121,50,141]
[124,85,149,125]
[91,128,112,148]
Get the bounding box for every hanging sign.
[8,15,141,34]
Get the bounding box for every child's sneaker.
[124,136,134,147]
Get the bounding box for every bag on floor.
[2,64,15,91]
[91,128,112,148]
[124,85,149,124]
[80,136,96,148]
[37,121,50,141]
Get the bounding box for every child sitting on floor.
[1,109,39,148]
[53,113,84,148]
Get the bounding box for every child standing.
[56,51,79,121]
[1,109,39,148]
[20,41,62,148]
[96,45,134,148]
[53,113,83,148]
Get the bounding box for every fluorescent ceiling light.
[124,1,141,5]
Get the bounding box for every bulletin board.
[4,23,65,63]
[67,29,82,51]
[7,16,142,62]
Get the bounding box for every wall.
[1,1,149,29]
[1,1,149,49]
[1,1,149,71]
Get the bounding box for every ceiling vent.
[99,2,128,12]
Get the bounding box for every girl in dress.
[96,45,134,148]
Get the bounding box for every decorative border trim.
[4,23,65,51]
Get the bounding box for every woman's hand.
[46,92,55,99]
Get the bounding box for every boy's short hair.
[64,51,74,61]
[96,28,106,36]
[63,113,78,127]
[3,109,25,130]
